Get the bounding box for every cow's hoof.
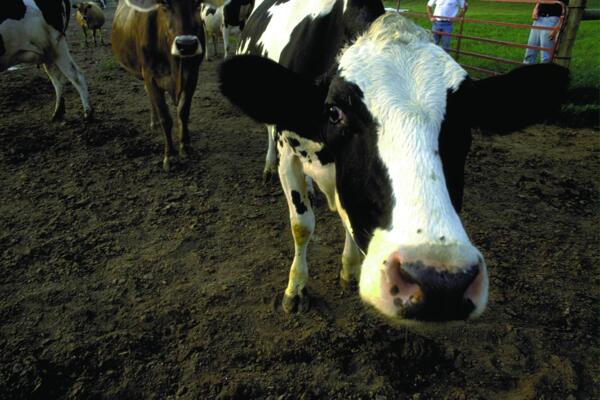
[339,276,358,293]
[282,288,310,313]
[163,157,171,172]
[51,98,66,122]
[84,107,94,121]
[179,145,191,161]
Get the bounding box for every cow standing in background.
[74,1,106,46]
[0,0,93,120]
[220,0,568,321]
[200,3,223,60]
[222,0,254,58]
[112,0,205,171]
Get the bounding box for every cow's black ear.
[470,63,569,133]
[219,55,326,141]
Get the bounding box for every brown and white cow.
[74,1,106,46]
[112,0,205,171]
[0,0,93,120]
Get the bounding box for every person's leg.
[523,20,542,64]
[540,16,560,63]
[432,21,442,46]
[441,21,453,51]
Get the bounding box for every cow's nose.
[174,35,200,56]
[384,248,487,321]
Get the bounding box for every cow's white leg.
[53,37,93,119]
[43,63,66,121]
[212,34,219,58]
[222,26,229,58]
[279,143,315,313]
[203,26,210,60]
[340,230,362,290]
[263,125,278,183]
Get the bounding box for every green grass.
[384,0,599,124]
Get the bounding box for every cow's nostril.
[385,256,481,320]
[174,36,199,55]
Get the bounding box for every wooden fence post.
[554,0,587,68]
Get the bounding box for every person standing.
[427,0,468,51]
[523,0,567,64]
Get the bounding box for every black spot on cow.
[206,7,216,16]
[0,34,5,58]
[33,0,70,33]
[0,0,26,25]
[291,190,307,214]
[287,137,300,148]
[315,148,334,165]
[299,150,307,157]
[223,0,254,29]
[323,77,393,251]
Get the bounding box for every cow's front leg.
[212,34,219,58]
[82,26,89,47]
[222,25,229,58]
[263,125,278,183]
[144,74,174,171]
[340,230,362,291]
[279,145,314,313]
[176,68,199,160]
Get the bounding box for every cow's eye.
[327,105,344,125]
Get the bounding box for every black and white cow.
[219,0,568,322]
[200,3,223,60]
[0,0,93,120]
[222,0,254,58]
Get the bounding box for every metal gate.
[391,0,567,77]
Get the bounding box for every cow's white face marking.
[335,15,486,318]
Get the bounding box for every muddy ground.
[0,4,598,400]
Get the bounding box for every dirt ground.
[1,4,598,400]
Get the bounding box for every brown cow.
[112,0,205,171]
[74,1,106,46]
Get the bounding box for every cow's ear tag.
[125,0,160,12]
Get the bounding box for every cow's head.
[219,14,567,322]
[125,0,204,58]
[74,2,95,22]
